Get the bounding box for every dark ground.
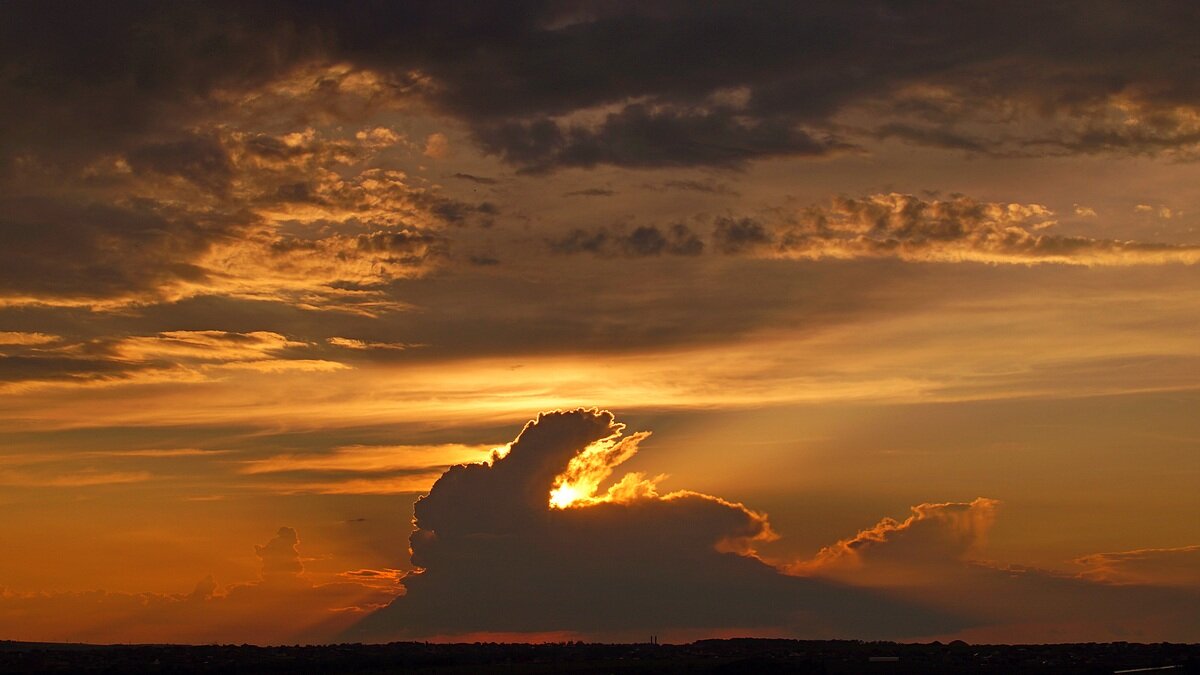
[1,638,1197,674]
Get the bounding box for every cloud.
[113,330,305,362]
[0,196,238,306]
[423,132,450,159]
[0,120,482,311]
[721,193,1200,266]
[238,443,502,496]
[713,217,774,254]
[795,499,1200,642]
[0,469,153,488]
[255,527,304,580]
[563,187,615,197]
[8,1,1200,180]
[474,104,845,172]
[450,172,498,185]
[348,409,960,641]
[326,337,412,351]
[1075,545,1200,587]
[547,224,704,257]
[0,330,350,390]
[644,179,739,196]
[793,498,1000,583]
[240,444,499,475]
[0,332,60,346]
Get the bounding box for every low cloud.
[794,499,1200,642]
[1075,545,1200,587]
[794,498,1000,584]
[348,409,960,641]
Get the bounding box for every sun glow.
[548,483,585,509]
[547,430,653,509]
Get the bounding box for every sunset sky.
[2,1,1199,645]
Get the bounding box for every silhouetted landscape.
[2,639,1197,674]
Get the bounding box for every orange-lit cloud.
[240,444,501,475]
[239,443,504,495]
[793,498,1000,582]
[793,499,1200,642]
[1075,545,1200,587]
[0,332,60,346]
[716,193,1200,266]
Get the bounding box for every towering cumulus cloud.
[349,409,961,641]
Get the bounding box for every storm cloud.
[348,410,961,641]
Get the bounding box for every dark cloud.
[6,1,1200,175]
[563,187,615,197]
[644,179,739,196]
[0,196,236,303]
[467,254,501,266]
[0,354,149,386]
[255,526,304,580]
[127,135,234,193]
[717,194,1200,265]
[348,410,960,641]
[548,223,703,257]
[355,229,446,265]
[450,172,498,185]
[713,217,774,254]
[0,330,340,388]
[872,123,991,154]
[475,105,844,172]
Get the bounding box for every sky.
[1,1,1199,645]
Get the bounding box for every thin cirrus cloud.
[1075,545,1200,587]
[239,443,503,495]
[0,330,346,391]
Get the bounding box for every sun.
[548,483,585,509]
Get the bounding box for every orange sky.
[1,1,1199,645]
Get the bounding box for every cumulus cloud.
[255,527,305,580]
[348,409,959,641]
[794,498,1000,583]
